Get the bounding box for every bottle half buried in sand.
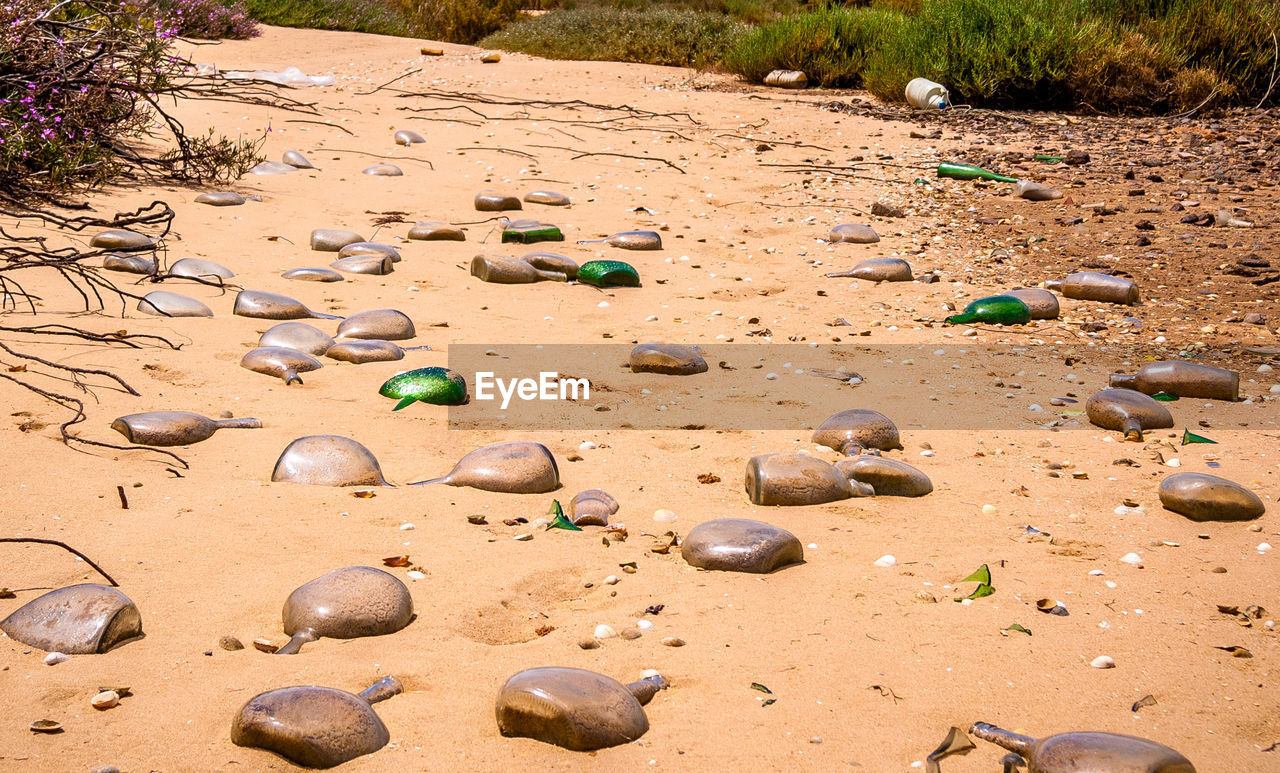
[905,77,949,109]
[232,676,403,769]
[337,309,415,341]
[240,346,323,385]
[745,453,858,506]
[309,229,364,252]
[969,721,1196,773]
[629,343,708,375]
[325,339,404,364]
[137,291,213,317]
[496,668,667,751]
[234,289,341,320]
[275,567,414,655]
[475,190,522,211]
[111,411,262,446]
[568,489,619,526]
[1004,288,1060,320]
[764,69,808,89]
[812,409,903,455]
[682,518,804,573]
[1085,388,1174,441]
[501,220,564,244]
[379,366,468,409]
[1109,361,1239,401]
[937,162,1018,183]
[834,456,933,497]
[259,322,335,356]
[520,252,579,279]
[577,230,662,250]
[1044,270,1140,305]
[827,223,880,244]
[577,259,640,287]
[1013,179,1063,201]
[272,435,390,487]
[471,254,568,284]
[945,295,1031,325]
[0,585,142,654]
[824,257,912,282]
[1158,472,1265,522]
[409,441,559,493]
[407,222,466,241]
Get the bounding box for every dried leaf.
[534,625,555,637]
[29,719,62,733]
[1131,694,1157,712]
[750,682,773,695]
[383,555,411,567]
[761,698,776,707]
[466,515,487,525]
[1215,645,1253,658]
[696,473,721,484]
[1005,623,1032,636]
[0,588,15,599]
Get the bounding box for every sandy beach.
[1,25,1277,771]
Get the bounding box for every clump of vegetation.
[153,0,260,39]
[722,5,896,87]
[0,0,295,198]
[239,0,417,36]
[723,0,1280,112]
[480,6,746,69]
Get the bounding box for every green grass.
[723,0,1280,112]
[480,6,747,69]
[240,0,416,36]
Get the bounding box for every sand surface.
[1,25,1278,771]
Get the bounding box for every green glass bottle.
[577,259,640,288]
[501,220,564,244]
[937,162,1018,183]
[945,295,1031,325]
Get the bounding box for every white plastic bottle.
[905,78,949,109]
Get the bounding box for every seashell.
[91,690,120,710]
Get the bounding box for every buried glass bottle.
[937,162,1018,183]
[944,295,1031,326]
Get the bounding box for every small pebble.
[43,652,69,666]
[406,570,425,580]
[604,575,621,585]
[653,509,678,522]
[579,638,601,650]
[1120,552,1142,565]
[620,628,642,640]
[661,636,685,647]
[874,554,897,568]
[636,619,654,631]
[400,523,415,530]
[981,504,996,515]
[579,441,597,451]
[218,635,244,651]
[1090,655,1116,669]
[594,624,618,639]
[513,533,533,541]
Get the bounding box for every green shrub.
[239,0,416,36]
[481,7,746,68]
[398,0,523,43]
[723,7,899,87]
